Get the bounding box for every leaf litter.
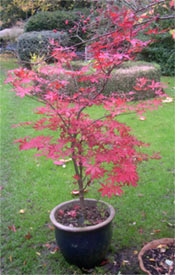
[141,243,175,275]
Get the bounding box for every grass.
[1,56,174,274]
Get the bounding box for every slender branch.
[157,15,175,20]
[71,148,86,215]
[83,181,91,192]
[76,66,115,120]
[135,0,165,13]
[64,1,173,51]
[67,62,80,96]
[89,110,138,127]
[26,92,71,134]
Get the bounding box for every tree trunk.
[78,178,86,217]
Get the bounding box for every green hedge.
[105,62,161,100]
[140,33,175,76]
[24,9,90,48]
[45,61,161,101]
[17,31,69,65]
[24,10,76,32]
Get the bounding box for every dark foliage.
[24,9,90,48]
[141,33,175,76]
[17,31,69,65]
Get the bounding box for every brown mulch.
[141,243,175,275]
[55,204,109,227]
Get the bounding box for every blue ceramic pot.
[50,199,115,268]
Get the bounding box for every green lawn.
[1,56,174,274]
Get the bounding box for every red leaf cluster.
[5,1,168,200]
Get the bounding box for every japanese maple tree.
[6,0,171,218]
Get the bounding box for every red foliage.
[5,1,169,206]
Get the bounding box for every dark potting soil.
[142,243,175,275]
[55,203,109,227]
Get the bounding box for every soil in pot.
[55,203,110,227]
[140,242,175,275]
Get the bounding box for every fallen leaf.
[165,259,173,266]
[99,259,109,266]
[139,116,146,121]
[44,243,51,249]
[59,158,72,163]
[154,229,161,233]
[8,224,16,232]
[71,189,88,195]
[149,258,155,262]
[9,256,13,262]
[12,224,16,232]
[141,211,146,217]
[73,204,80,210]
[150,229,161,235]
[72,190,79,195]
[19,209,25,214]
[122,260,129,266]
[58,209,64,216]
[23,261,26,265]
[157,244,165,248]
[47,224,54,231]
[24,232,32,240]
[162,97,173,103]
[167,222,175,227]
[43,263,47,268]
[36,252,41,256]
[81,267,94,273]
[54,158,72,166]
[50,247,59,254]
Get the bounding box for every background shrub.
[24,9,90,48]
[0,27,24,50]
[24,11,73,32]
[140,33,175,76]
[105,62,161,100]
[46,61,161,101]
[17,31,69,65]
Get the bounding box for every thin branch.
[135,0,165,13]
[89,110,138,127]
[157,15,175,20]
[76,66,115,120]
[26,92,70,133]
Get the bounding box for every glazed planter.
[50,198,115,268]
[138,238,175,275]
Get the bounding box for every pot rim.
[50,198,115,232]
[138,238,175,275]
